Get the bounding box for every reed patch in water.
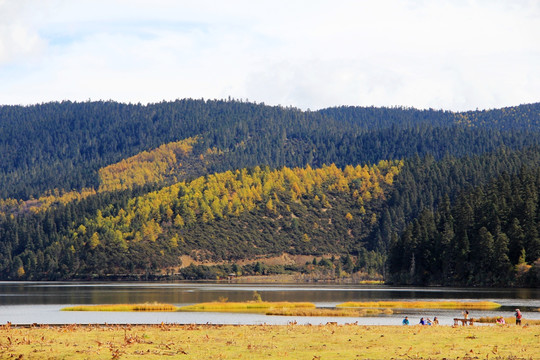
[357,280,385,285]
[336,300,501,309]
[265,307,393,316]
[61,303,178,312]
[178,301,315,312]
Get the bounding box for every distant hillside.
[0,100,539,286]
[1,100,539,200]
[1,161,401,279]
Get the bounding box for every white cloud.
[0,0,47,64]
[0,0,539,111]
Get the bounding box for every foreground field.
[0,323,538,359]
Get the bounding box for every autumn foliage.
[98,137,198,192]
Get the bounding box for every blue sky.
[1,0,539,111]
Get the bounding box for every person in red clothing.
[515,309,522,325]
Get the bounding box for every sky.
[0,0,539,111]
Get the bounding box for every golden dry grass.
[357,280,385,285]
[265,307,393,316]
[0,323,537,359]
[475,316,540,325]
[178,301,315,312]
[337,300,501,310]
[265,308,361,316]
[64,302,398,317]
[62,303,178,312]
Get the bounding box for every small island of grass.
[61,300,504,318]
[265,307,393,317]
[61,303,178,312]
[178,301,315,313]
[337,300,501,310]
[61,301,318,314]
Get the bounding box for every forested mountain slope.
[389,166,540,286]
[1,161,401,279]
[0,100,539,285]
[2,100,539,200]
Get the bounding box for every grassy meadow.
[0,323,538,359]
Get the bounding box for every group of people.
[496,309,523,325]
[402,309,523,326]
[402,316,439,325]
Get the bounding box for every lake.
[0,282,538,326]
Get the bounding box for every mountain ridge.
[1,99,539,286]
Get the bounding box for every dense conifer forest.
[0,99,539,286]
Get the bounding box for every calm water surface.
[0,282,538,326]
